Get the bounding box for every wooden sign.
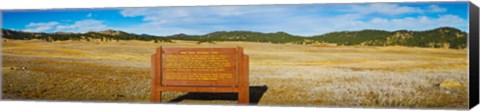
[150,47,250,104]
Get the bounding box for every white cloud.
[120,6,290,25]
[337,14,467,32]
[115,3,465,36]
[346,4,446,16]
[348,3,423,15]
[23,19,109,33]
[55,19,108,32]
[21,3,461,36]
[119,6,293,35]
[230,14,467,36]
[428,5,447,12]
[121,6,288,18]
[24,22,59,32]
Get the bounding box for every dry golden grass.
[1,39,468,109]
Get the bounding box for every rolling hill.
[1,27,467,49]
[1,29,172,43]
[311,27,467,49]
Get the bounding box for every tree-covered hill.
[1,27,468,49]
[310,29,392,46]
[1,29,172,43]
[310,27,467,49]
[168,31,310,44]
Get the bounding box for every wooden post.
[150,47,162,102]
[237,47,250,104]
[244,55,250,103]
[150,53,159,102]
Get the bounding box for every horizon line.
[1,26,468,37]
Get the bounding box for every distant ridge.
[1,27,467,49]
[1,29,171,43]
[311,27,467,49]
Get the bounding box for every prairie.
[1,39,468,109]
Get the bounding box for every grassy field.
[1,39,468,109]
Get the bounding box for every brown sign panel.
[161,48,237,87]
[150,47,249,104]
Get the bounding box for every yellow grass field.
[1,39,468,109]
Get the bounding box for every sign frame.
[150,46,250,104]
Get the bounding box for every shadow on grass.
[167,85,268,105]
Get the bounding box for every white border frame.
[0,0,478,111]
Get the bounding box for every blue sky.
[1,2,469,36]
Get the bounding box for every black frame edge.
[469,1,480,109]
